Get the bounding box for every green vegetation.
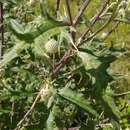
[0,0,130,130]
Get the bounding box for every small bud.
[45,39,58,54]
[40,85,53,102]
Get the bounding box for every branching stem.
[53,0,110,75]
[79,0,110,43]
[73,0,90,26]
[14,89,42,130]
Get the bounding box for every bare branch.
[81,2,118,45]
[53,1,91,75]
[78,0,110,43]
[73,0,90,26]
[14,90,42,130]
[53,0,110,76]
[65,0,76,43]
[65,0,73,25]
[52,50,71,75]
[52,0,119,76]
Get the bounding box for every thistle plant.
[0,0,130,130]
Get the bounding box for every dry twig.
[14,89,42,130]
[73,0,90,26]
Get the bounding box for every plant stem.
[65,0,73,25]
[52,50,71,75]
[52,0,110,75]
[78,0,110,44]
[52,0,119,76]
[73,0,90,26]
[52,0,91,75]
[0,2,4,59]
[81,1,118,45]
[14,90,42,130]
[65,0,76,43]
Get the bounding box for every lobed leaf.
[102,92,121,121]
[0,42,27,68]
[59,87,98,117]
[77,51,101,70]
[9,18,66,42]
[46,105,60,130]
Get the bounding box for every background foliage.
[0,0,130,130]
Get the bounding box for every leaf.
[77,49,123,92]
[10,19,25,34]
[47,96,54,108]
[9,18,66,42]
[0,108,11,115]
[0,42,27,68]
[77,51,101,70]
[102,92,121,120]
[77,49,122,121]
[9,19,35,42]
[59,87,98,117]
[46,105,60,130]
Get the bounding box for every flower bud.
[40,84,53,102]
[45,39,58,54]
